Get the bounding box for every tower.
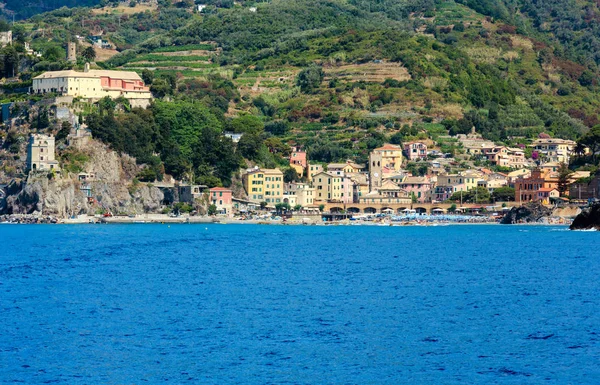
[369,151,382,192]
[67,42,77,63]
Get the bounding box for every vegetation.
[5,0,600,179]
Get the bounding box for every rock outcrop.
[569,203,600,230]
[500,202,554,224]
[0,139,165,218]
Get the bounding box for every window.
[219,192,222,197]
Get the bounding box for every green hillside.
[3,0,600,185]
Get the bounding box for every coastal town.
[7,107,598,225]
[0,1,599,229]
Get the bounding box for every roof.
[374,143,402,151]
[538,188,558,192]
[399,176,430,184]
[532,138,576,145]
[34,69,143,81]
[210,187,232,191]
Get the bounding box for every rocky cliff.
[569,203,600,230]
[500,202,554,224]
[0,139,165,217]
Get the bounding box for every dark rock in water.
[569,203,600,230]
[500,202,553,224]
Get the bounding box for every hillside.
[2,0,600,186]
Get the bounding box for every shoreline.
[0,213,573,226]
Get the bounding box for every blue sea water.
[0,224,599,384]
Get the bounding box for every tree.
[579,125,600,164]
[228,115,264,134]
[56,121,72,142]
[275,202,291,214]
[448,203,457,213]
[557,162,573,196]
[98,96,117,116]
[284,167,299,183]
[141,69,154,85]
[208,204,217,216]
[293,204,302,211]
[81,46,96,62]
[260,201,268,210]
[491,186,515,202]
[296,64,324,94]
[237,132,263,160]
[319,204,325,212]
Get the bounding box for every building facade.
[514,168,559,203]
[27,134,60,172]
[242,168,284,204]
[404,142,428,161]
[532,138,576,164]
[209,187,233,215]
[313,172,344,202]
[32,68,152,102]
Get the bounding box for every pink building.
[397,176,432,203]
[404,142,428,161]
[209,187,233,215]
[290,146,307,168]
[341,177,355,204]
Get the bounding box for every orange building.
[514,168,559,203]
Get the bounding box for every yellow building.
[242,168,284,204]
[242,169,264,202]
[532,138,576,164]
[263,168,284,204]
[313,172,343,202]
[32,67,152,103]
[372,143,403,172]
[309,164,324,181]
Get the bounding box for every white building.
[27,134,60,172]
[0,31,12,47]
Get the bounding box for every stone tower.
[67,42,77,63]
[369,151,383,192]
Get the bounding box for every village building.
[242,167,284,205]
[359,180,411,205]
[569,173,600,200]
[284,182,315,207]
[397,176,432,203]
[532,138,576,164]
[313,172,344,202]
[536,188,560,204]
[32,67,152,106]
[404,142,428,161]
[482,146,526,168]
[308,164,324,181]
[209,187,233,215]
[477,178,508,193]
[27,134,60,172]
[327,160,364,176]
[433,174,469,202]
[0,31,12,47]
[289,146,308,178]
[179,184,208,203]
[514,168,559,203]
[372,143,403,172]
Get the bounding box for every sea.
[0,224,599,384]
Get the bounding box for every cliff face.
[570,203,600,230]
[500,202,554,224]
[0,139,165,217]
